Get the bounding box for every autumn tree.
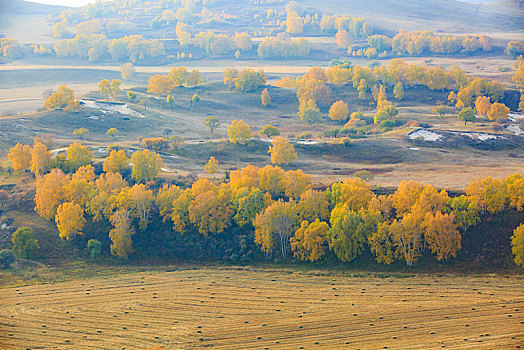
[329,177,374,211]
[67,142,92,171]
[298,189,330,223]
[487,102,510,121]
[298,99,321,125]
[44,85,80,111]
[290,219,330,261]
[368,221,398,264]
[204,156,218,176]
[109,209,134,258]
[103,149,129,173]
[336,30,350,48]
[147,74,173,95]
[55,202,86,240]
[106,128,119,140]
[260,124,280,138]
[73,128,89,140]
[99,79,120,99]
[448,195,480,231]
[457,107,476,125]
[261,88,272,106]
[188,183,234,235]
[466,177,506,213]
[12,227,39,259]
[511,224,524,267]
[513,58,524,90]
[120,62,135,80]
[119,184,154,230]
[259,165,286,198]
[203,115,220,134]
[127,91,137,102]
[130,149,163,182]
[329,206,381,262]
[233,187,265,227]
[8,143,31,171]
[269,137,297,166]
[34,169,68,220]
[254,199,298,259]
[227,120,252,145]
[234,68,266,92]
[166,94,175,108]
[474,96,491,117]
[328,100,349,121]
[30,141,51,176]
[423,211,460,261]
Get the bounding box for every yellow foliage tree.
[328,100,349,121]
[147,74,173,95]
[465,176,507,213]
[474,96,491,117]
[269,137,297,165]
[254,199,297,259]
[290,219,330,261]
[188,184,233,235]
[487,102,510,121]
[8,143,31,171]
[130,149,163,183]
[284,169,311,199]
[329,177,374,211]
[118,184,154,230]
[204,156,218,176]
[227,119,252,145]
[30,141,51,176]
[109,208,134,258]
[55,201,86,240]
[259,165,286,197]
[44,85,80,111]
[67,142,92,171]
[424,211,461,261]
[35,169,69,220]
[511,224,524,267]
[103,149,129,173]
[298,189,330,223]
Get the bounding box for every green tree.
[298,99,321,125]
[127,91,137,102]
[87,239,102,259]
[393,82,404,100]
[260,124,280,138]
[204,115,220,134]
[12,227,39,259]
[458,107,476,125]
[106,128,119,140]
[73,128,89,140]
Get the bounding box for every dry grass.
[0,267,522,349]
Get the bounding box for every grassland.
[0,266,522,349]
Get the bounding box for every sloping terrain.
[304,0,524,35]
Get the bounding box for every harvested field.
[0,267,523,349]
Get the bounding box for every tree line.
[7,141,524,268]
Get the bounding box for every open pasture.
[0,267,523,349]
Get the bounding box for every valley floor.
[0,266,523,349]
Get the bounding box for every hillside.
[304,0,524,35]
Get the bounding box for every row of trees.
[277,60,505,113]
[21,145,524,267]
[363,31,492,57]
[147,67,202,94]
[54,34,165,62]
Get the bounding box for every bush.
[354,170,374,181]
[12,227,39,259]
[0,249,15,269]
